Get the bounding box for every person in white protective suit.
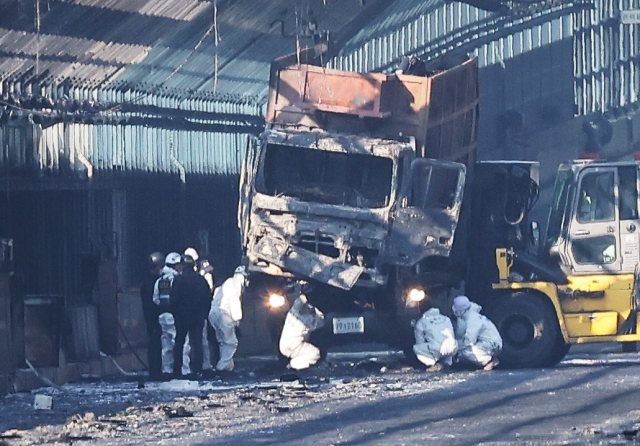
[152,252,184,377]
[412,303,458,371]
[452,295,502,371]
[279,283,326,371]
[208,265,248,371]
[183,247,215,373]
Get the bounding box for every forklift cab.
[545,160,640,275]
[543,160,640,338]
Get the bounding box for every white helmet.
[165,252,182,266]
[184,247,199,262]
[234,265,248,277]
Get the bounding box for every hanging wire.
[213,0,219,94]
[35,0,41,76]
[101,17,216,115]
[294,2,304,99]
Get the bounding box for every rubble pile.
[0,357,468,445]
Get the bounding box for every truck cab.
[238,55,477,350]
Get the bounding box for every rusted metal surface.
[266,58,478,163]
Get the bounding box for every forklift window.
[546,169,572,247]
[619,166,638,220]
[572,235,616,264]
[577,171,615,223]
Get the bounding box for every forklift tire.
[544,333,571,367]
[487,291,561,369]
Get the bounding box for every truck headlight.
[407,288,426,303]
[268,292,287,309]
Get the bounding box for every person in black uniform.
[140,252,164,380]
[170,254,213,378]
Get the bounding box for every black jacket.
[170,268,212,323]
[140,271,161,328]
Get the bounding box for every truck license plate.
[333,317,365,334]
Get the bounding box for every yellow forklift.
[475,159,640,368]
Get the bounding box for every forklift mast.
[465,161,540,304]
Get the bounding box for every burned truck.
[238,54,481,350]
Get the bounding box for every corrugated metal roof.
[0,0,386,107]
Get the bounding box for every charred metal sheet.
[283,246,364,290]
[252,235,364,290]
[250,227,369,290]
[253,235,289,264]
[251,193,389,225]
[265,130,413,159]
[382,208,457,266]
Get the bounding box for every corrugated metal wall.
[0,177,242,302]
[574,0,640,114]
[37,119,253,176]
[329,3,575,72]
[127,177,242,288]
[328,2,579,155]
[329,0,639,147]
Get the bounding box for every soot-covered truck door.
[383,158,466,266]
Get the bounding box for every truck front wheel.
[487,291,561,368]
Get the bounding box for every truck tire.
[486,291,560,368]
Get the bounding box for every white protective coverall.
[455,302,502,368]
[413,308,458,367]
[279,295,325,371]
[153,264,181,375]
[208,267,246,371]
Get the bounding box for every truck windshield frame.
[256,142,394,209]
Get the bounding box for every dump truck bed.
[266,58,479,163]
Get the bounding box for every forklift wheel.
[487,291,561,369]
[544,332,571,367]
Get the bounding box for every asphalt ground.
[1,343,640,445]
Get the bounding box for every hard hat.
[184,247,199,262]
[234,265,248,277]
[181,254,196,267]
[148,252,164,267]
[165,252,182,266]
[452,295,471,314]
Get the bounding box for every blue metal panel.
[34,122,250,176]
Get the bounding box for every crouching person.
[452,295,502,371]
[413,302,457,372]
[208,265,248,372]
[279,283,325,371]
